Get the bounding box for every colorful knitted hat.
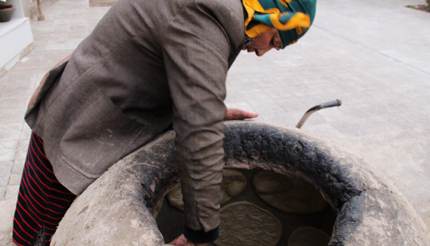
[242,0,317,48]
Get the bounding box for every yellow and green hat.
[243,0,317,48]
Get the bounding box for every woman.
[13,0,316,245]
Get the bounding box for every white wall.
[0,0,33,71]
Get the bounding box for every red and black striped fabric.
[13,133,76,246]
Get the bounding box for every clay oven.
[51,122,429,246]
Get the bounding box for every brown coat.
[25,0,244,234]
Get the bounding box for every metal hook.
[296,99,342,129]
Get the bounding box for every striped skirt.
[13,133,76,246]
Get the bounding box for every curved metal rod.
[296,99,342,129]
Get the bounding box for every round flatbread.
[253,171,327,214]
[166,183,184,211]
[215,201,282,246]
[222,169,247,197]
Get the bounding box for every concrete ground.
[0,0,429,243]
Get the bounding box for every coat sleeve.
[160,3,232,243]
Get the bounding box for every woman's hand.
[225,108,258,121]
[169,234,193,246]
[168,234,214,246]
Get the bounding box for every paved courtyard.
[0,0,429,242]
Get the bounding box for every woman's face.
[243,28,282,56]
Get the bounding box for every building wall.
[0,0,33,73]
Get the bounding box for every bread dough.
[253,171,327,214]
[215,201,282,246]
